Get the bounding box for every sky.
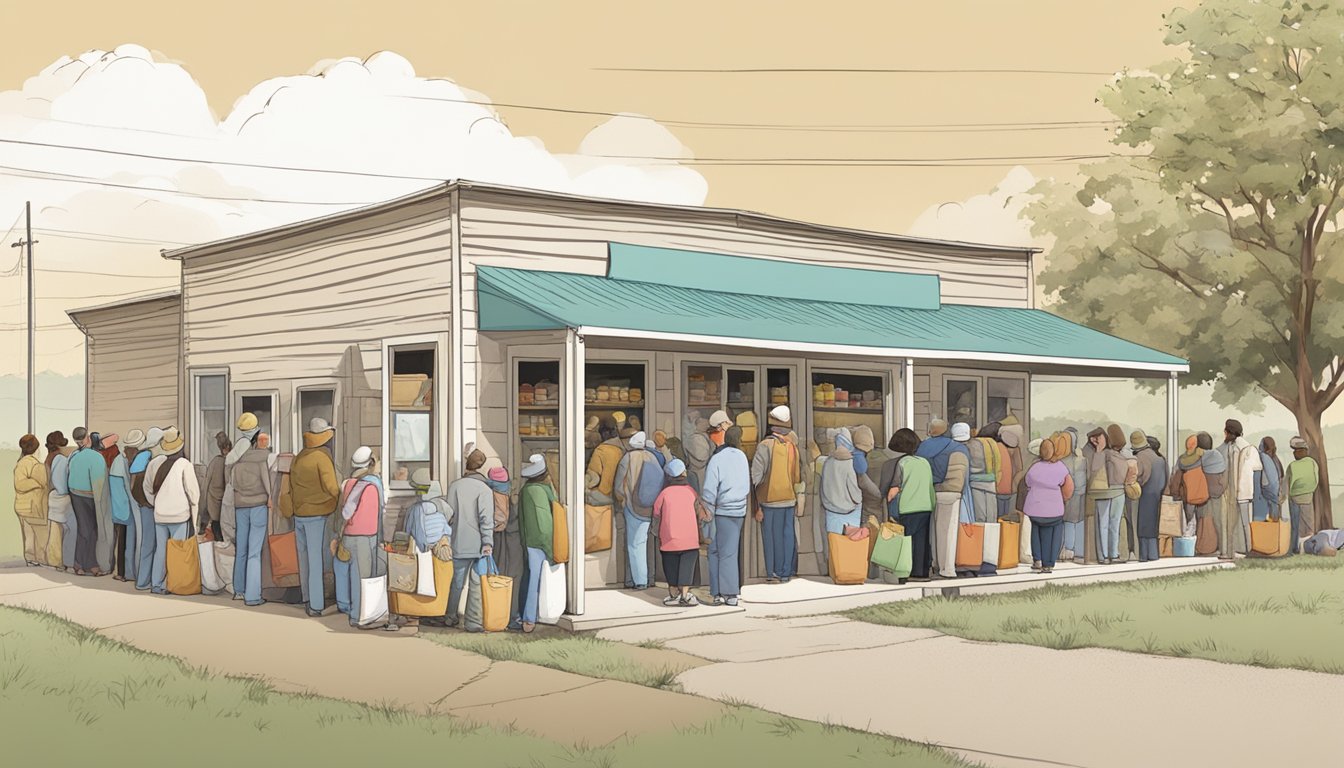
[0,0,1338,437]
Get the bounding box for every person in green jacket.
[879,428,936,580]
[518,454,554,633]
[1282,437,1320,554]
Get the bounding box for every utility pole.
[10,202,37,435]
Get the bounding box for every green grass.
[848,556,1344,674]
[0,605,972,767]
[422,626,705,690]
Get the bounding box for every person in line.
[333,447,388,629]
[613,430,662,590]
[1089,425,1129,564]
[881,428,936,580]
[1167,434,1207,540]
[285,417,341,615]
[820,428,864,535]
[1282,437,1319,553]
[924,422,971,579]
[1200,431,1229,556]
[227,412,260,469]
[231,425,275,608]
[518,454,555,634]
[999,420,1026,520]
[1133,432,1167,562]
[683,416,714,494]
[128,428,161,590]
[851,425,885,524]
[1253,437,1283,523]
[750,405,803,584]
[1023,438,1073,573]
[1222,419,1261,557]
[426,445,493,631]
[202,432,231,542]
[483,466,523,631]
[143,428,198,594]
[109,438,136,582]
[701,413,749,607]
[1057,429,1088,563]
[654,459,700,606]
[968,423,1003,524]
[66,427,108,576]
[43,431,74,570]
[13,434,49,567]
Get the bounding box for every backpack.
[1183,465,1210,506]
[635,451,665,508]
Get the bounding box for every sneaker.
[305,607,323,617]
[1031,561,1043,573]
[522,622,536,633]
[680,594,700,606]
[383,622,401,632]
[712,596,726,607]
[725,597,740,607]
[1042,567,1054,574]
[232,593,245,601]
[765,576,779,584]
[245,600,267,607]
[663,595,681,606]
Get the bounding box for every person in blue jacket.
[701,412,749,607]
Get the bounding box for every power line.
[0,165,376,207]
[35,265,174,279]
[33,227,193,246]
[595,66,1116,76]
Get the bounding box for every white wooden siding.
[79,295,181,439]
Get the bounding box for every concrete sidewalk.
[596,614,1344,768]
[0,567,720,745]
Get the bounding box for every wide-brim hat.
[521,453,547,479]
[1130,430,1148,450]
[308,417,335,435]
[160,427,184,454]
[124,429,146,449]
[237,412,258,432]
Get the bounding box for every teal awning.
[476,256,1187,372]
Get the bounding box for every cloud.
[906,165,1041,248]
[0,47,708,375]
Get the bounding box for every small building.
[71,181,1187,616]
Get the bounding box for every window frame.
[233,389,281,455]
[293,382,341,459]
[382,334,446,495]
[189,367,230,464]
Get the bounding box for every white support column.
[448,187,465,478]
[562,328,586,615]
[903,358,915,429]
[1166,371,1179,458]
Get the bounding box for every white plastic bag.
[537,561,566,625]
[1018,514,1032,564]
[199,539,225,593]
[414,549,435,598]
[981,522,1001,567]
[359,575,388,626]
[213,541,236,595]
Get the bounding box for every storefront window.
[811,370,885,456]
[946,378,979,429]
[988,377,1025,425]
[237,393,276,450]
[585,362,644,465]
[298,388,336,456]
[517,360,562,485]
[389,345,435,484]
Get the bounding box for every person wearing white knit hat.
[752,404,804,583]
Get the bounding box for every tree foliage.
[1029,0,1344,524]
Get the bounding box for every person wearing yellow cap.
[143,427,199,594]
[285,417,341,614]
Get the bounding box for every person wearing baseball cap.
[142,427,198,594]
[1283,437,1320,552]
[751,405,804,583]
[701,412,750,606]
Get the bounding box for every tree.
[1028,0,1344,530]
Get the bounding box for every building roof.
[161,180,1040,262]
[67,290,181,333]
[476,263,1187,373]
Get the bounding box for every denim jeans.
[1029,516,1063,568]
[1138,537,1160,562]
[704,516,718,596]
[448,557,483,630]
[334,555,351,614]
[152,521,189,593]
[761,504,796,580]
[135,505,155,589]
[712,515,745,598]
[932,492,960,578]
[1061,520,1085,558]
[293,516,329,612]
[995,494,1015,521]
[233,505,267,605]
[342,534,379,626]
[1095,497,1123,560]
[522,547,546,624]
[970,484,996,523]
[824,508,861,535]
[623,507,651,588]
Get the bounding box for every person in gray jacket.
[425,445,494,631]
[230,434,274,607]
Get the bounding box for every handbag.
[479,556,514,632]
[981,521,1001,567]
[387,539,418,594]
[390,555,452,617]
[826,532,869,585]
[584,504,613,552]
[1159,501,1183,538]
[213,541,236,595]
[869,523,910,576]
[199,536,225,593]
[538,560,566,624]
[997,517,1021,570]
[166,534,202,596]
[414,548,436,598]
[551,498,570,564]
[956,523,985,568]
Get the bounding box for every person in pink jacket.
[652,459,701,607]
